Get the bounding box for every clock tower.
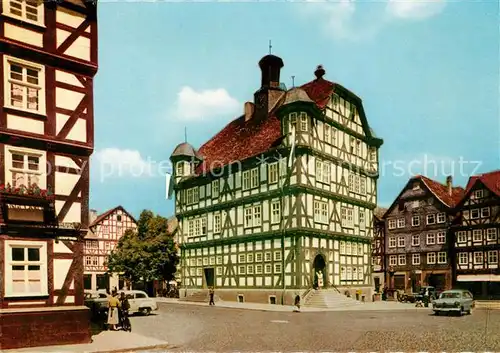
[253,54,285,121]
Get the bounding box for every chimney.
[89,209,98,224]
[446,176,452,196]
[244,102,254,122]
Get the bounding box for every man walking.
[209,287,215,306]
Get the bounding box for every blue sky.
[90,0,499,218]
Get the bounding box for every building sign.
[6,204,44,222]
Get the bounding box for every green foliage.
[106,210,179,283]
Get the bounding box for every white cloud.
[92,148,171,181]
[173,86,240,121]
[386,0,446,20]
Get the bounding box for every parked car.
[119,290,158,316]
[84,290,109,316]
[415,286,438,302]
[432,289,474,316]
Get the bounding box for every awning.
[457,274,500,282]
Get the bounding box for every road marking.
[270,320,289,323]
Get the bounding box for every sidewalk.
[3,330,170,353]
[157,297,432,312]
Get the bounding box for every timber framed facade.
[371,207,386,291]
[171,55,383,304]
[0,0,97,349]
[450,170,500,299]
[84,206,137,292]
[383,175,464,293]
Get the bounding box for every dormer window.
[289,112,297,132]
[176,162,184,176]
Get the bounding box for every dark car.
[415,286,438,301]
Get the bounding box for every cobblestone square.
[130,303,500,352]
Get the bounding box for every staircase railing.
[302,288,315,303]
[327,282,341,294]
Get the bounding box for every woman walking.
[107,291,121,331]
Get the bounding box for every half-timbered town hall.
[84,206,137,292]
[451,170,500,299]
[0,0,97,349]
[170,54,383,304]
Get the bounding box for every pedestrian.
[294,295,301,312]
[119,292,131,331]
[107,290,121,331]
[209,287,215,306]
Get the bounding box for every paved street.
[129,302,500,352]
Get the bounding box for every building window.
[348,173,365,195]
[369,147,376,162]
[5,240,48,297]
[274,251,281,261]
[196,268,202,276]
[340,207,353,228]
[8,149,44,188]
[92,257,98,266]
[437,232,446,244]
[264,252,272,262]
[186,187,199,205]
[426,233,435,245]
[470,209,480,219]
[244,205,262,228]
[427,252,436,264]
[426,214,436,225]
[481,207,490,218]
[299,112,308,131]
[247,265,254,275]
[315,201,329,224]
[346,242,352,255]
[4,0,44,25]
[324,124,330,143]
[176,161,184,177]
[388,237,396,248]
[437,212,446,224]
[239,254,246,263]
[255,264,263,274]
[246,253,253,263]
[85,256,91,265]
[340,241,345,254]
[271,201,281,224]
[398,254,406,266]
[213,212,221,234]
[238,266,245,275]
[212,180,219,198]
[264,264,272,274]
[457,231,467,243]
[360,176,366,195]
[474,252,483,265]
[397,236,405,247]
[388,219,397,230]
[274,263,282,273]
[316,160,330,184]
[256,253,263,262]
[389,255,397,266]
[216,267,223,276]
[487,228,497,241]
[250,168,259,188]
[473,190,484,199]
[411,235,420,246]
[412,253,420,265]
[4,56,45,114]
[216,256,222,265]
[437,252,447,264]
[488,251,498,264]
[412,215,420,227]
[473,229,482,242]
[397,218,405,228]
[458,253,467,265]
[268,163,278,184]
[359,210,365,230]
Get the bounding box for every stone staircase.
[179,290,221,303]
[474,301,500,310]
[304,289,363,309]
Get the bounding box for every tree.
[106,210,179,285]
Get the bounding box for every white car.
[119,290,158,316]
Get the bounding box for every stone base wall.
[0,307,91,350]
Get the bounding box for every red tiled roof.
[195,77,337,174]
[465,169,500,197]
[89,205,137,228]
[417,175,465,208]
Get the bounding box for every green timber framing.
[174,87,383,303]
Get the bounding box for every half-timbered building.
[84,206,137,292]
[0,0,97,349]
[451,170,500,299]
[372,207,387,291]
[171,54,383,304]
[384,175,464,293]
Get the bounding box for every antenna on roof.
[269,40,272,54]
[291,75,295,88]
[184,127,187,143]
